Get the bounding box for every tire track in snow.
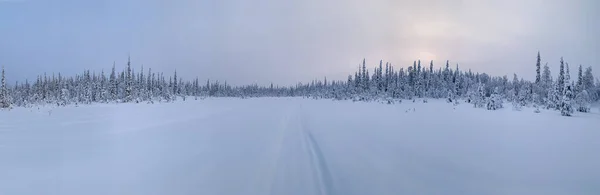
[299,108,335,195]
[268,105,336,195]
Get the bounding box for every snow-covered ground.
[1,98,599,195]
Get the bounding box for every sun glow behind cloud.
[418,52,436,63]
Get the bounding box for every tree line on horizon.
[1,52,598,116]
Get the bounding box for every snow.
[1,98,599,195]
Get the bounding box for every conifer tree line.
[0,52,599,115]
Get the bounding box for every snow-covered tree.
[446,89,454,103]
[558,57,565,95]
[516,84,530,107]
[560,84,574,116]
[487,87,503,110]
[535,51,541,84]
[542,63,552,88]
[0,66,9,108]
[473,83,486,108]
[575,90,591,112]
[547,82,562,110]
[361,59,367,90]
[512,73,519,94]
[109,63,117,101]
[583,67,594,93]
[576,65,583,93]
[124,56,133,102]
[565,62,571,89]
[173,70,178,95]
[60,88,69,106]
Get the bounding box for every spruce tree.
[487,87,503,110]
[100,70,107,103]
[546,85,558,110]
[429,60,433,73]
[558,57,565,95]
[365,69,370,90]
[174,70,178,95]
[444,60,450,83]
[0,66,9,108]
[565,62,571,87]
[109,62,117,101]
[384,62,389,91]
[140,65,145,99]
[553,82,563,109]
[354,72,360,89]
[542,63,552,88]
[412,61,417,77]
[361,59,367,90]
[577,65,583,92]
[125,55,133,102]
[377,60,383,91]
[535,51,541,84]
[347,75,353,89]
[473,82,485,108]
[583,67,594,92]
[147,68,152,100]
[561,84,574,116]
[512,73,519,93]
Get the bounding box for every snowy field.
[1,97,599,195]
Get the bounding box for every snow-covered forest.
[1,53,598,116]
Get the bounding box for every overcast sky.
[1,0,598,85]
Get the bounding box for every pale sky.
[1,0,598,85]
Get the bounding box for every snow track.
[302,125,334,195]
[269,105,334,195]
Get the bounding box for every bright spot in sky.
[419,52,436,62]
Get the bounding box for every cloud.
[0,0,598,85]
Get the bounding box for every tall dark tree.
[429,60,433,73]
[417,60,421,75]
[361,59,367,90]
[412,61,417,77]
[535,51,541,84]
[0,66,8,108]
[125,55,133,102]
[377,60,383,90]
[173,70,178,95]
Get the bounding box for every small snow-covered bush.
[486,87,503,110]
